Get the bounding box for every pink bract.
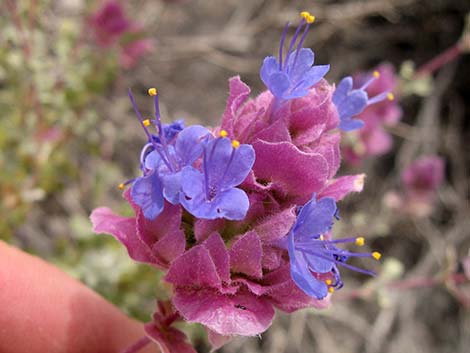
[90,190,186,269]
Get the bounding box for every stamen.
[372,252,382,260]
[219,146,238,189]
[152,89,177,172]
[118,178,136,190]
[296,236,357,246]
[297,244,376,259]
[284,16,306,71]
[128,89,173,172]
[367,92,390,105]
[325,279,332,285]
[300,248,377,276]
[219,130,228,138]
[387,92,395,101]
[355,237,365,246]
[360,71,379,90]
[300,11,310,20]
[143,119,151,127]
[328,287,335,294]
[231,140,240,148]
[278,22,290,70]
[148,87,157,96]
[290,22,311,74]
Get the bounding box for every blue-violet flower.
[180,132,255,220]
[260,12,330,101]
[333,71,395,132]
[126,88,210,219]
[286,194,381,299]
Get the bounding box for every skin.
[0,241,159,353]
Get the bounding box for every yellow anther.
[306,15,315,24]
[373,71,380,78]
[118,183,125,190]
[325,279,332,286]
[219,130,228,138]
[328,287,335,294]
[143,119,151,127]
[387,93,395,101]
[355,237,365,246]
[372,252,382,260]
[300,11,310,20]
[148,87,157,96]
[319,234,324,241]
[231,140,240,149]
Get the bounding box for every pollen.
[118,183,125,190]
[143,119,151,127]
[231,140,240,148]
[306,15,315,24]
[387,92,395,101]
[372,252,382,260]
[328,287,335,294]
[355,237,365,246]
[300,11,310,19]
[325,279,332,286]
[219,130,228,138]
[148,87,157,96]
[373,71,380,78]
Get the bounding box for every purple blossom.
[260,12,329,101]
[90,1,130,47]
[144,124,211,205]
[342,63,402,164]
[285,194,379,299]
[402,156,444,196]
[180,136,255,220]
[333,72,395,132]
[127,89,210,219]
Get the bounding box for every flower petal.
[268,72,290,98]
[131,172,164,220]
[293,196,337,239]
[286,48,315,81]
[260,56,280,87]
[175,125,211,166]
[288,232,328,299]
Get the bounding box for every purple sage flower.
[180,133,255,220]
[333,71,395,132]
[260,12,329,101]
[126,88,210,219]
[285,194,380,299]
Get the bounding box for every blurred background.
[1,0,469,352]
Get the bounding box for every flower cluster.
[340,63,402,165]
[91,12,383,350]
[89,1,152,68]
